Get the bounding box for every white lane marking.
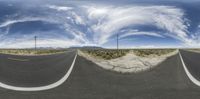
[8,57,29,61]
[0,52,77,91]
[179,50,200,86]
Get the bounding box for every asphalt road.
[0,50,76,87]
[0,50,200,99]
[179,50,200,82]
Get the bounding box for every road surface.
[179,50,200,81]
[0,50,199,99]
[0,50,76,87]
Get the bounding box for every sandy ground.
[0,51,67,56]
[78,50,178,73]
[186,49,200,53]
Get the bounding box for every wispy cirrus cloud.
[0,18,42,28]
[47,5,73,11]
[0,5,89,48]
[86,5,190,45]
[0,39,81,48]
[0,2,199,48]
[119,29,165,39]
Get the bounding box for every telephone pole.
[117,33,119,56]
[34,36,37,52]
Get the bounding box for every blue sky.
[0,0,200,48]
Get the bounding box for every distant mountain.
[69,46,104,50]
[17,47,68,50]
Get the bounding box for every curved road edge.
[0,52,77,91]
[179,50,200,87]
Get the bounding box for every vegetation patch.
[81,49,130,60]
[133,49,176,57]
[0,49,68,55]
[186,49,200,53]
[79,49,178,73]
[81,49,176,60]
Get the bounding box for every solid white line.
[179,50,200,86]
[0,52,77,91]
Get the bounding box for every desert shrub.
[82,49,130,60]
[82,49,176,59]
[133,49,176,57]
[0,49,68,55]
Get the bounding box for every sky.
[0,0,200,48]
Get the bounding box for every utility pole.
[117,33,119,56]
[34,36,37,52]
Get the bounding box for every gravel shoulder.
[186,49,200,53]
[78,50,178,73]
[0,50,68,56]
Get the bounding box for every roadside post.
[117,33,119,57]
[34,36,37,54]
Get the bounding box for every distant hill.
[0,46,104,50]
[0,47,68,50]
[69,46,104,50]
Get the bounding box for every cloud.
[0,13,88,48]
[132,45,158,49]
[86,5,190,45]
[70,12,85,25]
[0,14,91,48]
[119,29,164,39]
[186,24,200,47]
[87,6,109,19]
[68,29,90,44]
[47,5,73,11]
[129,45,183,49]
[0,17,58,28]
[0,38,82,48]
[0,27,10,37]
[0,3,199,48]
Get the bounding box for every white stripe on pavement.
[0,52,77,91]
[8,57,29,61]
[179,50,200,86]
